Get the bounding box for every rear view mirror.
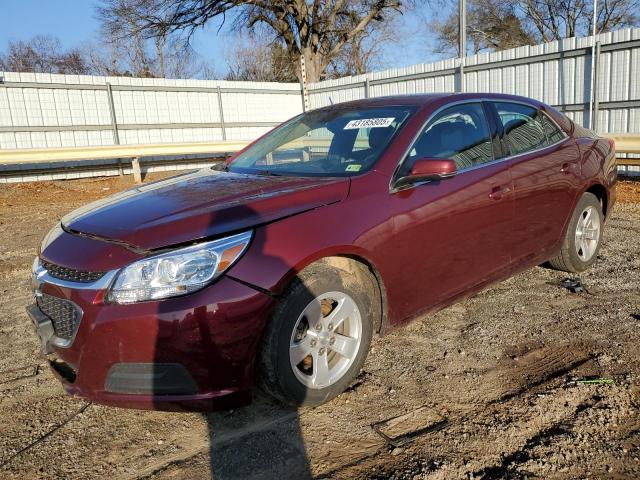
[396,158,457,188]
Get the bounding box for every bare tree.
[0,33,215,79]
[82,24,205,78]
[523,0,587,41]
[432,0,639,55]
[225,20,396,82]
[432,0,535,55]
[97,0,406,82]
[225,35,298,81]
[522,0,639,41]
[0,35,89,74]
[325,11,400,77]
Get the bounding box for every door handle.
[561,163,572,174]
[489,185,510,201]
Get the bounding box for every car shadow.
[203,394,311,479]
[154,192,313,479]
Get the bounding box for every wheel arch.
[584,182,609,218]
[277,251,388,336]
[317,255,388,335]
[553,181,609,260]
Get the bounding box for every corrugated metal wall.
[0,73,303,149]
[308,28,640,135]
[1,28,639,153]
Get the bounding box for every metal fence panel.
[0,73,304,149]
[1,27,639,159]
[308,28,640,134]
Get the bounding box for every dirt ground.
[1,173,639,480]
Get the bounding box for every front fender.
[226,205,383,296]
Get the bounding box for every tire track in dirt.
[320,343,598,479]
[471,396,601,479]
[0,402,91,470]
[0,365,41,386]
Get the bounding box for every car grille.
[36,294,81,341]
[42,261,105,283]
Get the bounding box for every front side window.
[495,102,562,156]
[404,102,494,172]
[229,106,414,177]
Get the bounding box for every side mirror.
[396,158,457,188]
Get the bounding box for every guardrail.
[602,134,640,166]
[0,141,251,183]
[0,134,638,184]
[0,138,346,183]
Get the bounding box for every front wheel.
[258,262,375,407]
[549,192,604,273]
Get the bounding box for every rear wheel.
[549,192,603,273]
[259,262,375,407]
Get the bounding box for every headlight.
[108,231,252,304]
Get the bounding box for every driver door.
[384,102,514,323]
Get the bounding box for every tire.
[258,262,375,407]
[549,192,604,273]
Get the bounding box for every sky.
[0,0,443,78]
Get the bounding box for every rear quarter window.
[539,113,566,144]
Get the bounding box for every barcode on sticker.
[344,118,395,129]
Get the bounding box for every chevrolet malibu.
[28,93,616,411]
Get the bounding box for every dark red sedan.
[28,93,616,411]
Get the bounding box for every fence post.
[216,86,227,141]
[105,82,120,145]
[592,41,601,132]
[131,157,142,184]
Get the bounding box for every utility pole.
[459,0,467,92]
[588,0,599,129]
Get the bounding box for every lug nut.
[315,323,322,331]
[327,323,333,331]
[310,339,317,347]
[319,348,326,355]
[329,337,336,346]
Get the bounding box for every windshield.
[228,106,415,176]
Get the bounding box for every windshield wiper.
[255,170,283,176]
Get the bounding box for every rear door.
[490,101,581,270]
[384,101,514,323]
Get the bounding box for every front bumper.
[28,274,276,411]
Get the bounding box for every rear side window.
[495,102,547,155]
[407,102,494,171]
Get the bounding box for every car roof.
[315,93,546,110]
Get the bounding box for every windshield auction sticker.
[344,118,395,129]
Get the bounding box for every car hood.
[62,169,350,250]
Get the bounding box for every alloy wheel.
[574,205,601,261]
[289,291,362,389]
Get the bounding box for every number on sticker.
[344,118,395,130]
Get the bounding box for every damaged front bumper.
[26,303,55,354]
